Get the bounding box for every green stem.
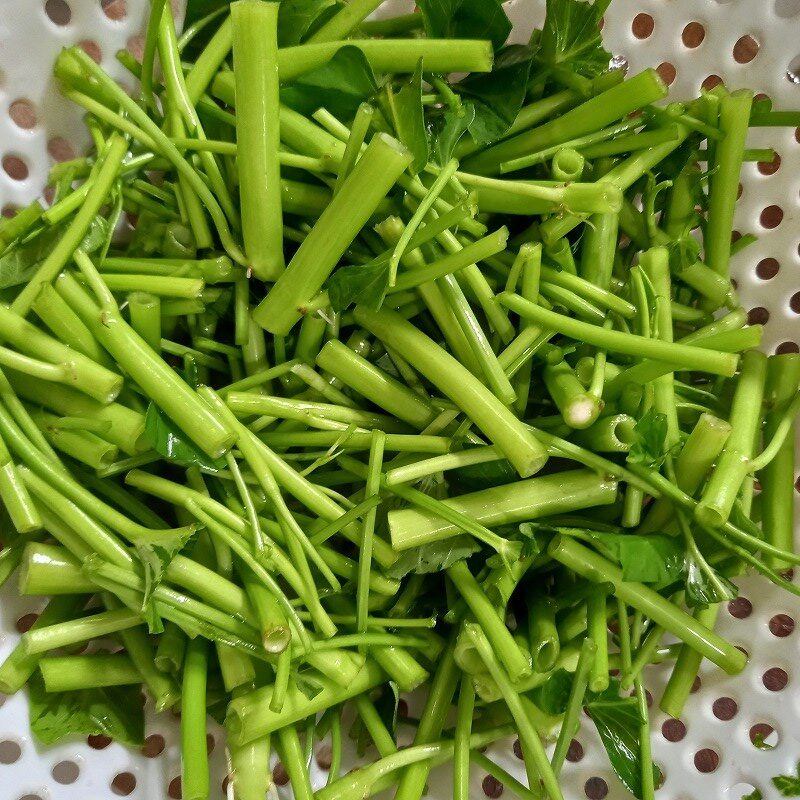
[40,654,141,691]
[182,637,210,800]
[454,674,475,800]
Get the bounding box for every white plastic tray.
[1,1,799,798]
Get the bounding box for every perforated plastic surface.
[1,1,799,798]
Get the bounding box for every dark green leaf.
[143,403,226,471]
[374,681,400,743]
[627,409,670,469]
[391,60,429,174]
[684,555,737,608]
[587,531,685,584]
[773,762,800,796]
[386,535,480,579]
[28,672,144,747]
[458,45,534,145]
[449,455,516,488]
[184,0,228,28]
[531,668,573,715]
[135,528,194,634]
[431,101,477,165]
[416,0,511,51]
[278,0,342,46]
[586,680,661,799]
[326,262,389,313]
[537,0,612,77]
[281,46,378,120]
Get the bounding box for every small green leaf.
[627,409,671,469]
[537,0,612,77]
[586,680,662,799]
[416,0,512,51]
[741,789,763,800]
[135,528,194,634]
[587,531,685,585]
[28,672,144,747]
[773,762,800,796]
[374,681,400,743]
[431,102,477,165]
[458,45,534,145]
[277,0,342,46]
[391,60,429,174]
[143,403,226,471]
[326,262,389,314]
[531,668,573,715]
[281,46,379,120]
[386,535,480,579]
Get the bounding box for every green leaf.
[416,0,512,51]
[458,45,534,145]
[627,409,671,469]
[684,555,737,608]
[326,262,389,314]
[431,102,477,165]
[374,681,400,743]
[773,762,800,796]
[586,680,662,799]
[587,532,685,584]
[537,0,612,77]
[741,790,763,800]
[531,668,573,715]
[143,403,226,471]
[135,528,194,634]
[391,60,429,175]
[449,455,516,489]
[278,0,342,46]
[281,45,378,120]
[28,672,144,747]
[184,0,228,28]
[386,535,480,579]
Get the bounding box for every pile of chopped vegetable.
[1,0,799,798]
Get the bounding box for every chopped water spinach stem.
[0,2,794,799]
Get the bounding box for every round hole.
[758,152,781,175]
[126,35,145,62]
[789,293,800,314]
[728,597,752,618]
[631,13,654,38]
[52,760,79,784]
[397,698,409,718]
[691,676,702,693]
[733,35,760,63]
[712,697,738,721]
[777,341,800,355]
[788,55,800,84]
[482,774,504,798]
[3,156,30,182]
[15,613,38,633]
[1,205,17,219]
[222,776,230,794]
[78,40,103,64]
[167,776,181,799]
[45,0,72,25]
[748,307,770,325]
[694,748,720,773]
[19,795,44,800]
[47,137,75,163]
[760,205,784,228]
[702,74,724,91]
[756,257,780,280]
[763,667,788,691]
[769,614,795,637]
[111,772,136,796]
[8,100,36,130]
[43,185,56,207]
[584,777,609,799]
[750,722,780,749]
[273,763,289,787]
[101,0,127,20]
[512,738,523,759]
[682,21,706,48]
[566,739,584,762]
[656,62,677,86]
[142,734,165,758]
[781,567,795,581]
[0,740,22,764]
[316,744,332,770]
[662,718,686,742]
[88,734,112,749]
[206,734,215,754]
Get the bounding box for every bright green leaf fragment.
[684,555,738,609]
[278,0,342,46]
[386,535,481,579]
[773,762,800,796]
[627,409,672,469]
[143,403,226,472]
[390,60,429,174]
[587,531,684,585]
[537,0,613,77]
[28,672,145,747]
[416,0,512,51]
[531,668,573,715]
[325,262,389,313]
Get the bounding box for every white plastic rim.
[0,1,799,798]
